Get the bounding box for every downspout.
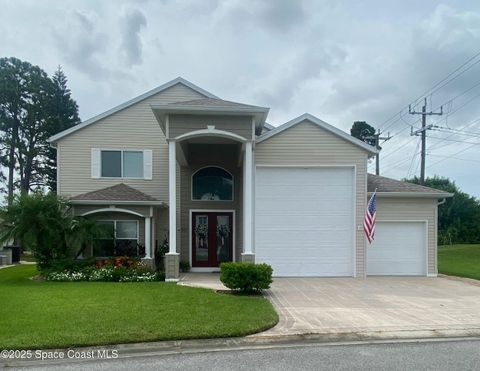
[438,198,446,206]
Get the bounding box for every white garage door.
[255,167,354,277]
[367,222,426,276]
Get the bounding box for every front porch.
[164,133,254,280]
[152,100,269,280]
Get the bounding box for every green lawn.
[0,265,278,349]
[438,244,480,280]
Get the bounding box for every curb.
[3,328,480,367]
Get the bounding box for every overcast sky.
[2,0,480,197]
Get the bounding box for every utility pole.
[409,98,443,185]
[365,130,392,175]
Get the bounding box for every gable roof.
[70,183,164,205]
[256,113,378,154]
[367,174,453,198]
[48,77,218,144]
[151,98,269,135]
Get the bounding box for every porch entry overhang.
[70,184,164,260]
[162,130,255,278]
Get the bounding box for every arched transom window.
[192,167,233,201]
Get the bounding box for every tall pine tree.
[44,66,80,192]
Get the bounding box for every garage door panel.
[256,245,352,258]
[255,167,354,277]
[256,260,352,277]
[255,214,353,228]
[256,198,353,212]
[256,185,354,198]
[367,222,426,276]
[256,168,351,186]
[256,229,352,244]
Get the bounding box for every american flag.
[364,191,377,244]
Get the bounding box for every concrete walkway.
[179,273,480,339]
[179,273,228,291]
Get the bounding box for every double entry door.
[192,211,233,267]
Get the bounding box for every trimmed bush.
[45,261,165,282]
[220,262,273,293]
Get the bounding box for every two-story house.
[48,77,451,281]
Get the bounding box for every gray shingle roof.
[171,98,266,110]
[368,174,448,194]
[70,183,158,202]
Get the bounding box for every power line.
[427,142,479,169]
[427,153,480,164]
[378,49,480,132]
[428,116,480,151]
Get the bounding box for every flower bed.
[45,257,164,282]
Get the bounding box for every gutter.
[438,198,447,205]
[70,200,167,206]
[368,192,454,199]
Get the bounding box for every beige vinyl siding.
[57,83,205,201]
[169,115,253,140]
[179,144,243,263]
[255,120,369,277]
[375,197,438,275]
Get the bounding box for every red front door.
[192,211,233,267]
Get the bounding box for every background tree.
[0,58,80,197]
[350,121,376,147]
[43,66,80,192]
[404,176,480,244]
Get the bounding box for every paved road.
[11,339,480,371]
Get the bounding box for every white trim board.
[256,113,378,155]
[48,77,218,144]
[188,209,236,270]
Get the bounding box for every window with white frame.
[101,150,144,178]
[94,220,140,257]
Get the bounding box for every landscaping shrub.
[0,193,106,271]
[220,262,273,293]
[45,259,164,282]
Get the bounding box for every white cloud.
[1,0,480,196]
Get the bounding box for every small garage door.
[367,222,426,276]
[255,167,354,277]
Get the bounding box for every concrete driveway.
[256,277,480,338]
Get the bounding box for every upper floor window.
[101,150,143,178]
[192,167,233,201]
[91,148,152,180]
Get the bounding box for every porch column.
[144,217,151,259]
[166,139,179,280]
[242,140,255,263]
